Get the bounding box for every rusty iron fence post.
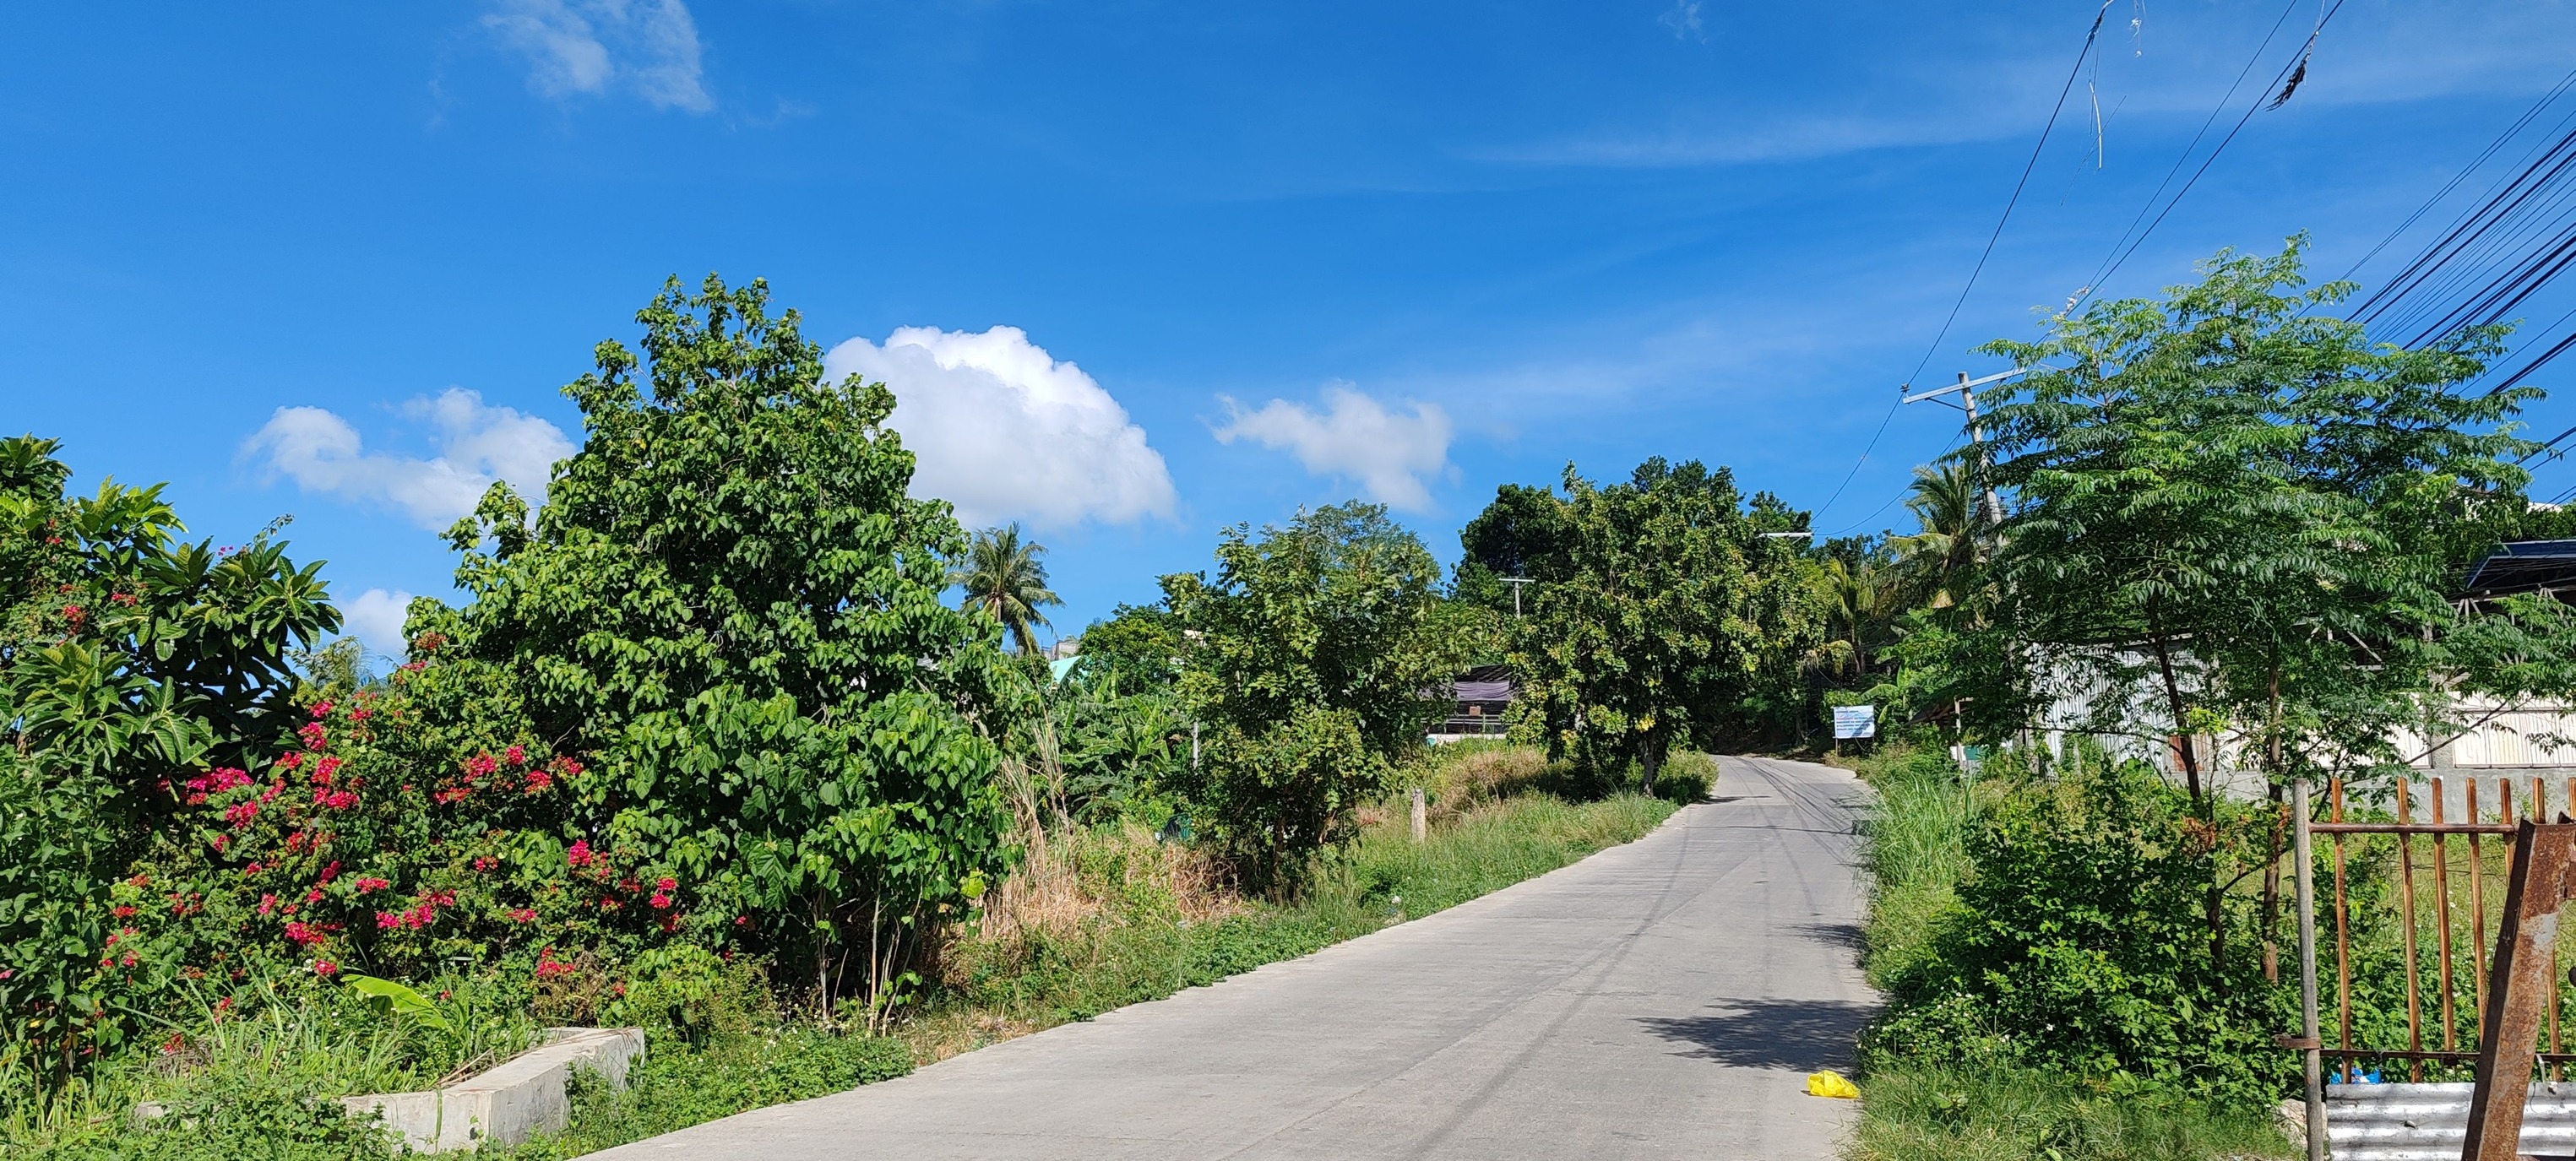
[2459,819,2576,1161]
[2294,778,2326,1161]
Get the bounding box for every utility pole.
[1900,368,2024,530]
[1499,577,1532,617]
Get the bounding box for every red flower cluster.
[535,947,576,980]
[354,877,390,892]
[182,768,253,805]
[567,839,594,867]
[297,722,327,751]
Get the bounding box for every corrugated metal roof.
[2319,1082,2576,1159]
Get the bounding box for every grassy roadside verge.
[1842,746,2295,1161]
[9,762,1681,1160]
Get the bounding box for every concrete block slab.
[340,1026,644,1153]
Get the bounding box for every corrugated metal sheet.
[2321,1082,2576,1159]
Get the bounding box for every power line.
[1812,0,2115,526]
[2070,0,2309,309]
[2070,0,2348,313]
[1902,0,2117,391]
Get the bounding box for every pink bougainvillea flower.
[258,894,276,916]
[649,893,671,909]
[655,877,676,891]
[523,768,553,793]
[313,961,338,976]
[471,857,496,871]
[567,839,593,868]
[314,756,342,782]
[504,745,525,766]
[510,908,536,923]
[298,723,327,751]
[309,700,334,719]
[318,860,340,883]
[274,751,303,772]
[355,877,389,892]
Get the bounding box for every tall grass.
[3,980,539,1160]
[1850,1062,2295,1161]
[1861,749,1980,991]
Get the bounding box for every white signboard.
[1832,704,1878,741]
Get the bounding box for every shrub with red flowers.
[118,693,709,1016]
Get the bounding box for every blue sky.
[8,1,2576,659]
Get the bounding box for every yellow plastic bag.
[1806,1070,1860,1099]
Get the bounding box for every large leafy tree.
[404,275,1014,1021]
[1958,239,2576,978]
[950,524,1061,655]
[1506,458,1827,788]
[1162,503,1452,890]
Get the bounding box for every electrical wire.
[2070,0,2348,313]
[1811,1,2116,526]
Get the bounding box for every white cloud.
[1214,385,1453,512]
[242,388,576,531]
[342,589,416,659]
[1659,0,1705,43]
[483,0,712,112]
[823,326,1177,529]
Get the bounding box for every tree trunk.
[2144,599,2225,982]
[2261,662,2285,983]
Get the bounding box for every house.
[1428,665,1515,743]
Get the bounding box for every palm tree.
[950,524,1061,654]
[1822,557,1891,677]
[1890,463,1987,610]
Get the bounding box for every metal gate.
[2293,774,2576,1161]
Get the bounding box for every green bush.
[1863,757,2289,1100]
[1650,751,1717,804]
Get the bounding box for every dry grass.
[969,822,1243,948]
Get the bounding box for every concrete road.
[592,756,1877,1161]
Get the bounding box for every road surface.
[593,755,1877,1160]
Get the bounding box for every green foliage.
[1963,238,2558,790]
[1073,602,1184,692]
[1850,1061,2294,1161]
[950,524,1062,656]
[0,436,340,1071]
[1648,751,1717,804]
[403,274,1017,1023]
[1865,757,2287,1100]
[1163,502,1454,889]
[1503,458,1827,782]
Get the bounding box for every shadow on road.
[1635,998,1875,1071]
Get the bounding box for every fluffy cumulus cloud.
[342,589,416,659]
[1214,385,1453,511]
[823,326,1177,529]
[483,0,711,111]
[241,388,577,531]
